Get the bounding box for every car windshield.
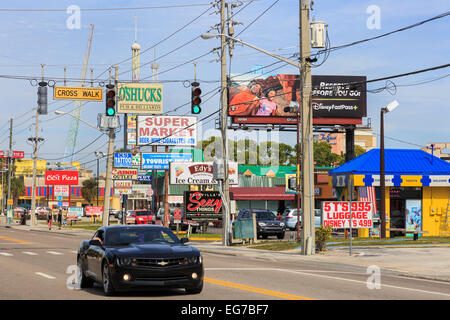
[256,211,276,220]
[105,227,180,246]
[136,211,152,216]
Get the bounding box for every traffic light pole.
[6,119,13,225]
[30,109,39,227]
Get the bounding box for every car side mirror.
[89,239,102,247]
[180,237,189,244]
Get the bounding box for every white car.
[282,208,322,230]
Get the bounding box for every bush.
[315,226,333,252]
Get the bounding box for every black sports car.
[77,225,203,296]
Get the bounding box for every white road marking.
[47,251,63,255]
[23,252,38,256]
[71,251,78,254]
[0,252,13,256]
[35,272,56,279]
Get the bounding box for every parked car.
[282,208,322,231]
[77,225,204,296]
[109,209,119,217]
[134,210,155,225]
[236,209,286,239]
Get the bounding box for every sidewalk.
[2,217,450,283]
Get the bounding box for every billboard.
[111,169,138,180]
[117,83,163,114]
[141,153,192,170]
[228,74,366,125]
[137,115,197,146]
[170,162,239,185]
[85,206,103,216]
[322,201,374,229]
[0,151,24,159]
[15,159,46,175]
[184,191,223,221]
[45,170,79,185]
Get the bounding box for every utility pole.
[30,109,39,227]
[300,0,315,255]
[102,67,118,226]
[6,119,13,225]
[220,0,231,246]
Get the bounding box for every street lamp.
[94,152,105,206]
[55,110,107,134]
[380,100,399,239]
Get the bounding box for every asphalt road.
[1,226,450,300]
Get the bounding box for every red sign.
[322,201,374,229]
[45,170,79,185]
[85,206,103,216]
[174,208,182,223]
[0,151,25,158]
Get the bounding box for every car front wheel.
[102,262,115,296]
[277,233,285,240]
[77,259,93,288]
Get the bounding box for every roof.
[230,187,295,200]
[330,149,450,176]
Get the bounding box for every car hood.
[108,243,199,258]
[257,219,282,224]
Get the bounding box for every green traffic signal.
[106,107,115,116]
[192,105,201,114]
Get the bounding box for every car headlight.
[183,256,201,265]
[280,222,285,227]
[258,222,266,227]
[116,257,131,267]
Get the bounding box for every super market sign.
[137,116,197,146]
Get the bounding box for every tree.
[313,141,341,167]
[10,177,25,206]
[82,178,98,205]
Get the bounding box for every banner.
[137,115,197,146]
[170,162,239,185]
[114,180,132,195]
[184,191,223,220]
[141,153,193,170]
[45,170,79,185]
[54,186,69,197]
[67,207,83,220]
[322,201,373,229]
[85,206,103,216]
[228,74,366,125]
[405,199,422,235]
[117,83,163,114]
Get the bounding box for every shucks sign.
[322,201,374,229]
[45,171,79,185]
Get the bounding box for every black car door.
[87,230,105,281]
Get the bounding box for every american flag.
[358,186,377,217]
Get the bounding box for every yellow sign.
[53,86,103,101]
[117,83,163,114]
[7,199,13,205]
[15,159,46,175]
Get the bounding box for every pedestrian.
[47,212,53,230]
[57,209,63,230]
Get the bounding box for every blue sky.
[0,0,449,170]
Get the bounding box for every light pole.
[380,100,399,239]
[94,152,105,206]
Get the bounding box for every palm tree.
[82,178,98,205]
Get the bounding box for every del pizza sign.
[322,201,374,229]
[137,115,197,146]
[45,171,79,185]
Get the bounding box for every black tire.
[185,280,203,294]
[77,259,94,289]
[102,262,116,296]
[277,233,285,240]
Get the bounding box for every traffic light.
[105,84,116,116]
[37,81,48,115]
[191,81,201,114]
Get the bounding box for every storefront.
[329,149,450,237]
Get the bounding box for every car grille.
[133,257,185,268]
[135,276,189,282]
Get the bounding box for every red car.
[134,210,155,225]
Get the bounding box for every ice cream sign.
[170,162,238,185]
